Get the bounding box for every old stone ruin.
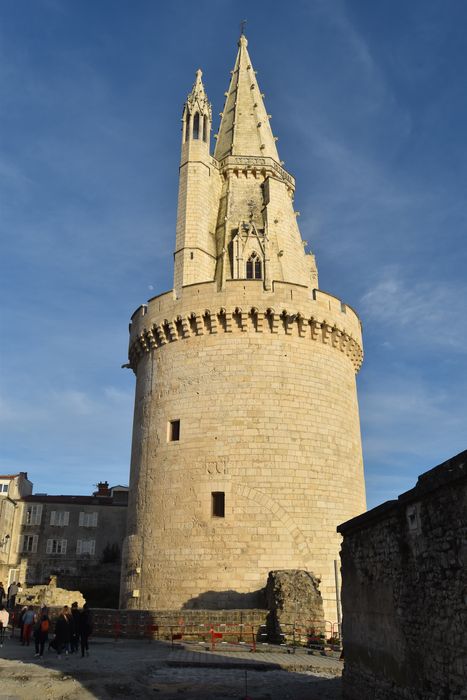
[265,569,325,643]
[16,575,85,609]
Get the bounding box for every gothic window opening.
[203,116,207,142]
[185,113,190,142]
[246,252,262,280]
[193,113,200,139]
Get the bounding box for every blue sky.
[1,0,466,509]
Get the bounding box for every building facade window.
[19,534,38,553]
[79,512,98,528]
[1,483,9,493]
[212,492,225,518]
[246,252,262,280]
[168,420,180,442]
[50,511,70,526]
[24,504,42,525]
[46,539,67,555]
[76,539,96,556]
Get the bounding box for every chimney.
[94,481,111,497]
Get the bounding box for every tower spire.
[214,34,280,162]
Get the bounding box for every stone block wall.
[338,451,467,700]
[122,281,365,623]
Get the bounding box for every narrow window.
[212,492,225,518]
[168,419,180,442]
[246,253,262,280]
[190,251,194,260]
[203,117,208,142]
[193,113,200,139]
[185,113,190,142]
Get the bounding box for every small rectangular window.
[168,420,180,442]
[212,492,225,518]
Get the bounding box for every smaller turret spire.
[182,69,212,144]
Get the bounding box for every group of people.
[0,601,93,659]
[0,581,23,609]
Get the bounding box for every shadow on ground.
[0,635,342,700]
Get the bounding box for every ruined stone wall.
[338,451,467,700]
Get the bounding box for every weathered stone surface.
[338,451,467,700]
[265,570,324,642]
[16,577,85,608]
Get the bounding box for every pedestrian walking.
[22,605,35,646]
[33,607,50,658]
[70,602,80,653]
[18,605,28,643]
[52,607,70,658]
[0,581,5,606]
[79,603,93,657]
[0,604,9,647]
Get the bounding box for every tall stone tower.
[121,34,366,621]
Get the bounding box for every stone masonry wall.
[121,281,366,623]
[338,451,467,700]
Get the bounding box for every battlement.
[128,282,363,373]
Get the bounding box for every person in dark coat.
[79,604,93,657]
[53,606,70,658]
[0,582,5,606]
[34,607,50,658]
[7,581,18,609]
[70,601,80,653]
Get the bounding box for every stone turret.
[174,69,217,295]
[121,34,366,622]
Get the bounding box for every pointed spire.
[214,35,280,162]
[185,68,211,120]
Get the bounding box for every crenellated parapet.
[128,282,363,374]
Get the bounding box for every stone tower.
[120,34,366,621]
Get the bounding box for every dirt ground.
[0,635,342,699]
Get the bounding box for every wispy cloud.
[360,267,467,353]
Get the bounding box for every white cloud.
[360,267,467,352]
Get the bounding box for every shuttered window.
[50,511,70,526]
[19,534,38,553]
[78,512,98,527]
[77,539,96,555]
[46,539,67,554]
